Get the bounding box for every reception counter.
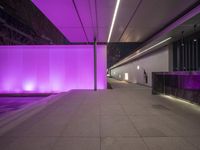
[152,71,200,104]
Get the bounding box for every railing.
[152,71,200,104]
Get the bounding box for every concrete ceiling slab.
[31,0,199,43]
[120,0,198,42]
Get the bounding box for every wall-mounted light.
[107,0,120,43]
[119,74,121,78]
[193,24,198,42]
[125,73,128,80]
[181,31,184,47]
[137,65,140,70]
[0,5,4,10]
[23,82,35,91]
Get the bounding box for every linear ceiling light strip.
[111,37,172,68]
[107,0,120,43]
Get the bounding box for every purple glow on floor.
[0,45,107,93]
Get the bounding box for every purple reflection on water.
[0,45,107,93]
[0,97,44,116]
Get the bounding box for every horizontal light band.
[111,37,172,68]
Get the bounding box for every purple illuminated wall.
[0,45,107,93]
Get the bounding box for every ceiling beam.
[72,0,89,43]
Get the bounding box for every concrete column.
[94,38,97,91]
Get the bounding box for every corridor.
[0,78,200,150]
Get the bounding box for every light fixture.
[193,39,197,42]
[0,5,4,10]
[193,24,197,42]
[23,82,35,91]
[137,65,140,70]
[107,0,120,43]
[132,37,172,57]
[111,37,172,68]
[125,73,128,80]
[0,45,107,93]
[160,94,200,111]
[181,31,184,47]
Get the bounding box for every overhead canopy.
[32,0,115,42]
[32,0,199,43]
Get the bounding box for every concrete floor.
[0,78,200,150]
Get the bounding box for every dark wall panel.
[173,31,200,71]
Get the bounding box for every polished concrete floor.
[0,78,200,150]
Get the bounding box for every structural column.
[94,38,97,91]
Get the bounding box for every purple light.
[31,0,113,42]
[181,75,200,90]
[0,45,107,93]
[97,45,107,89]
[23,81,36,91]
[159,72,200,90]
